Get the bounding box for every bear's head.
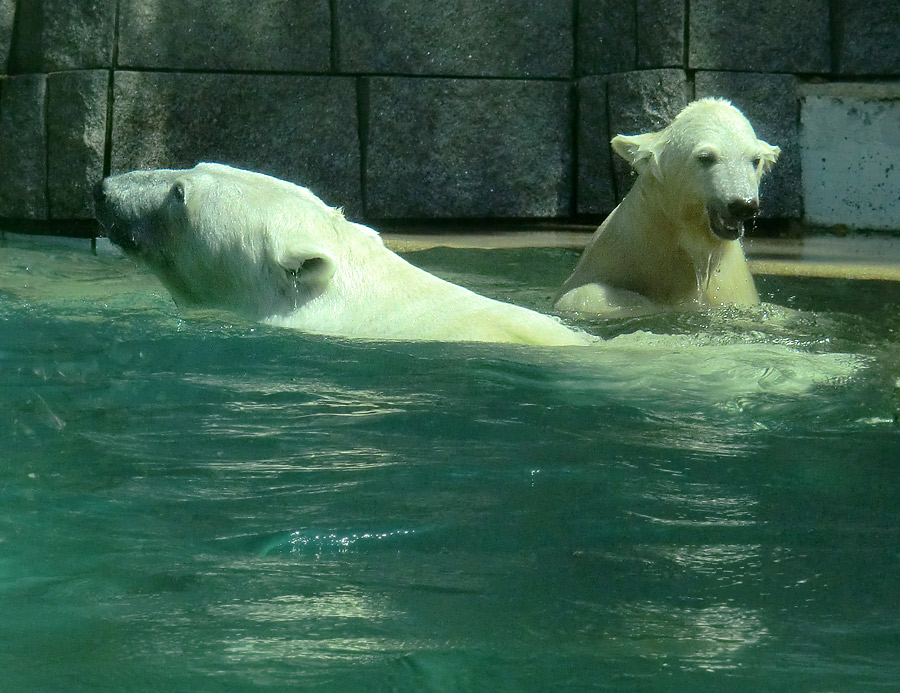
[95,163,342,319]
[612,98,781,242]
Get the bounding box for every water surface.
[1,234,898,691]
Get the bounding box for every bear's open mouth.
[96,214,139,252]
[707,207,747,241]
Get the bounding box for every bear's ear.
[757,139,781,174]
[275,246,337,290]
[611,132,664,180]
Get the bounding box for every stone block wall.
[366,78,573,218]
[336,1,573,78]
[1,0,898,230]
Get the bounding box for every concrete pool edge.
[382,231,900,282]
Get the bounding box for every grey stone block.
[576,76,616,215]
[117,0,331,72]
[695,72,801,218]
[837,1,900,75]
[689,0,830,73]
[7,0,115,72]
[365,77,573,218]
[606,69,689,199]
[1,0,13,74]
[48,70,109,219]
[637,0,685,68]
[336,0,573,78]
[0,74,47,219]
[577,0,636,76]
[42,0,116,70]
[110,72,361,215]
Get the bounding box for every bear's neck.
[618,175,728,302]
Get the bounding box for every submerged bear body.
[556,98,781,314]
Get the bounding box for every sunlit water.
[2,233,899,691]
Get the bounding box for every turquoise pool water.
[2,233,899,691]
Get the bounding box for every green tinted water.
[2,234,899,691]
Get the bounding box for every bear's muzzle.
[708,197,759,241]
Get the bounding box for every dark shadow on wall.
[829,0,845,73]
[7,0,116,73]
[7,0,42,74]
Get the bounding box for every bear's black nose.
[93,178,116,234]
[727,198,759,220]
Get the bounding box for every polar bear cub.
[556,98,780,314]
[96,163,591,345]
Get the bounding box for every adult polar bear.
[96,163,591,345]
[556,98,781,313]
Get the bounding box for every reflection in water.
[618,602,768,670]
[262,529,416,556]
[215,590,410,671]
[614,478,769,670]
[214,589,396,624]
[652,543,761,575]
[223,635,406,665]
[636,482,759,527]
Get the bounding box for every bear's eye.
[751,156,762,168]
[696,150,717,166]
[172,182,187,205]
